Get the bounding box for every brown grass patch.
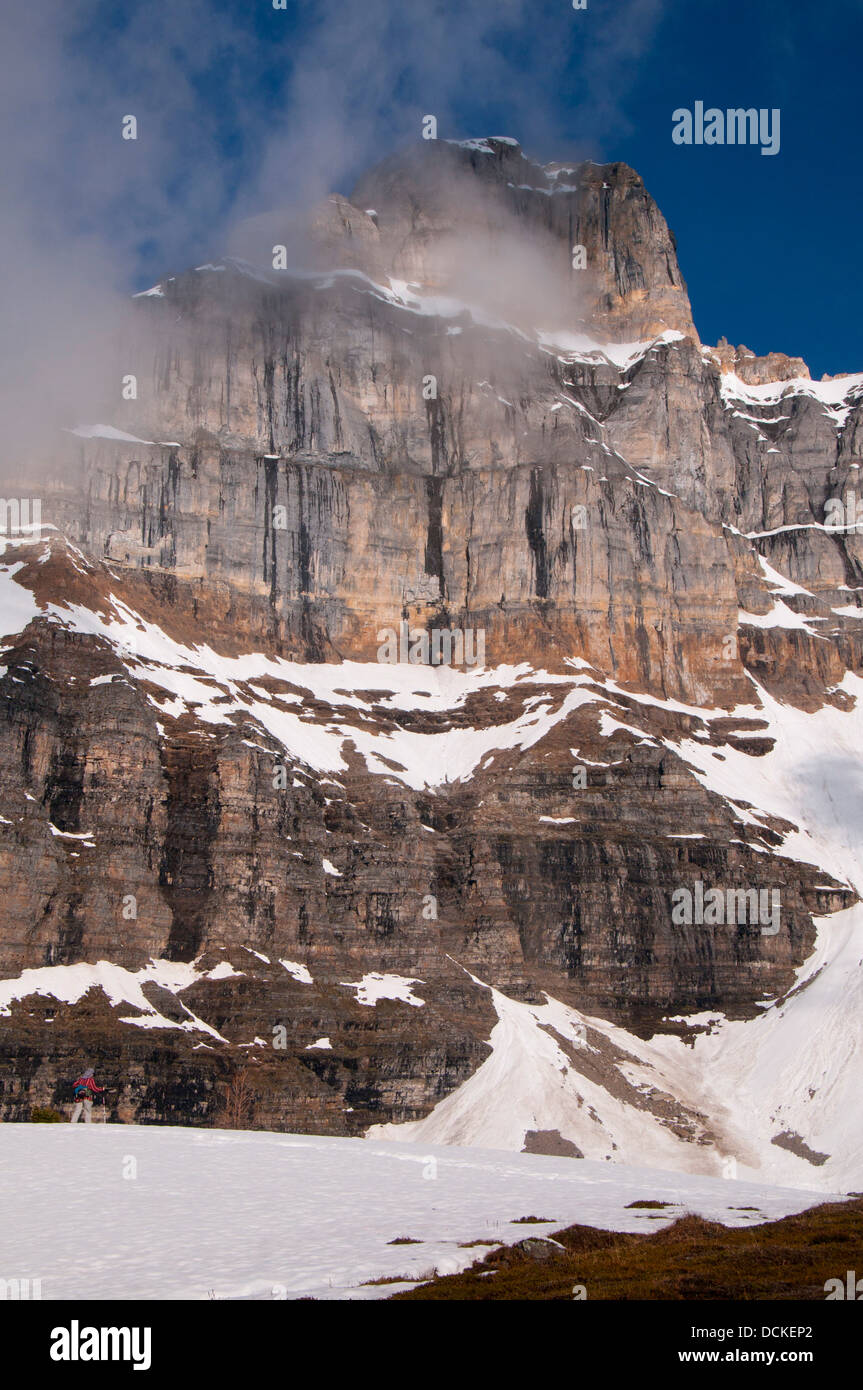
[389,1197,863,1301]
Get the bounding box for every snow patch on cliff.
[538,328,685,370]
[720,370,863,428]
[279,959,313,984]
[68,424,155,445]
[0,958,228,1041]
[340,973,426,1008]
[6,575,613,790]
[0,553,42,644]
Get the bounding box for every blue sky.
[610,0,861,379]
[5,0,861,379]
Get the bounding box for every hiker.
[70,1068,105,1123]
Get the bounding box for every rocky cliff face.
[2,138,862,1187]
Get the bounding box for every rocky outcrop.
[703,339,810,385]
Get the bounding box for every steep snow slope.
[373,678,863,1192]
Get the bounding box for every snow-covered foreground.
[0,1126,842,1301]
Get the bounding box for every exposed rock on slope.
[1,139,862,1189]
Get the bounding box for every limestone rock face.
[1,139,861,1153]
[349,139,695,342]
[704,341,810,385]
